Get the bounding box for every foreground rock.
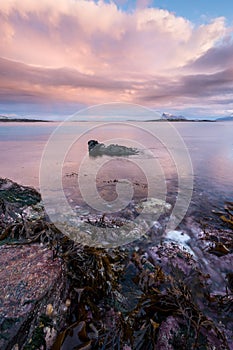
[0,179,69,349]
[0,244,67,350]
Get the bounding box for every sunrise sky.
[1,0,233,119]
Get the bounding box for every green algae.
[0,179,41,206]
[24,314,53,350]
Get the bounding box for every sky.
[1,0,233,120]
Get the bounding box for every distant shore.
[1,117,233,123]
[144,118,216,122]
[0,118,51,122]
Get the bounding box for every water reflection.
[0,121,232,212]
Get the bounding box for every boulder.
[0,244,68,350]
[88,140,139,157]
[0,178,41,230]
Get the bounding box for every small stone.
[135,198,172,215]
[65,299,71,307]
[11,345,19,350]
[61,304,68,313]
[46,304,54,316]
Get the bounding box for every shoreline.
[0,118,51,123]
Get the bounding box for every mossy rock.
[0,178,41,206]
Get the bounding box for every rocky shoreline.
[0,178,232,349]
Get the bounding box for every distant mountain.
[161,113,187,121]
[216,116,233,121]
[0,115,10,120]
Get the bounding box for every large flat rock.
[0,244,67,350]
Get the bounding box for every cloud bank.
[0,0,233,117]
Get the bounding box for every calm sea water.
[0,121,233,217]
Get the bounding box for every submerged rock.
[88,139,139,157]
[56,214,149,248]
[135,197,172,216]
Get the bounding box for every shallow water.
[0,121,233,219]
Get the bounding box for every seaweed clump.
[52,243,231,349]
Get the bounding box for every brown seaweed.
[212,201,233,227]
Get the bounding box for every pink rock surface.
[0,244,66,349]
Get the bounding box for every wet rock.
[135,197,172,218]
[59,215,149,248]
[88,140,99,151]
[164,230,194,255]
[88,139,139,157]
[21,202,45,222]
[0,178,40,207]
[148,243,197,277]
[0,244,67,350]
[0,178,41,229]
[184,217,233,295]
[156,316,179,350]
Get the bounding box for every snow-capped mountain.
[161,113,186,121]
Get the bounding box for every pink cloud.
[0,0,232,115]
